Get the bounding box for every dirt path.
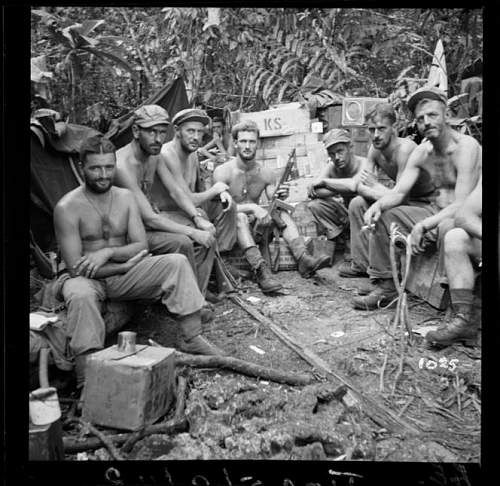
[62,252,480,461]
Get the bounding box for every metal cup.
[117,331,137,353]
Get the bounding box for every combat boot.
[425,314,478,347]
[254,261,282,294]
[179,335,226,355]
[352,279,397,310]
[338,261,368,278]
[177,312,225,356]
[297,253,331,278]
[290,237,331,278]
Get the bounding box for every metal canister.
[117,331,137,353]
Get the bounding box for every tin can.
[117,331,137,353]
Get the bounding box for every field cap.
[133,105,170,128]
[323,128,351,149]
[407,86,448,114]
[172,108,210,127]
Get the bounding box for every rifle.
[254,149,298,272]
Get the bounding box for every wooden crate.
[402,251,449,310]
[82,345,176,431]
[223,240,298,272]
[232,104,310,138]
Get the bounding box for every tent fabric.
[30,77,189,253]
[106,77,190,149]
[30,132,81,251]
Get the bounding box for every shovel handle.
[38,347,50,388]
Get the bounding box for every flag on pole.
[428,39,448,95]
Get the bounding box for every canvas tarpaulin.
[105,77,189,149]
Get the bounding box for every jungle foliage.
[31,7,483,129]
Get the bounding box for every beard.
[85,176,112,194]
[180,138,199,154]
[238,148,256,161]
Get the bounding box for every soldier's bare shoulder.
[398,137,418,151]
[214,157,237,176]
[55,186,84,214]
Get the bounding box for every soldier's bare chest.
[425,152,457,189]
[231,168,267,203]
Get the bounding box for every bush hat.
[133,105,170,128]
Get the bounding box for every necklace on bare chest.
[83,188,114,240]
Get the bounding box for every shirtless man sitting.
[425,176,482,347]
[54,135,224,386]
[307,128,366,261]
[156,108,238,255]
[213,120,330,294]
[354,87,482,310]
[114,105,216,296]
[340,102,435,279]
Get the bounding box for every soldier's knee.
[348,195,367,216]
[444,227,469,252]
[164,252,190,267]
[175,234,195,254]
[64,278,98,303]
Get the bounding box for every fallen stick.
[230,294,421,435]
[121,374,188,454]
[63,418,188,454]
[379,351,389,392]
[174,353,313,386]
[65,418,125,460]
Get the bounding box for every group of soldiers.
[53,86,482,387]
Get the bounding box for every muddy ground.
[43,249,481,462]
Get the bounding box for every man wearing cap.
[340,102,435,279]
[307,128,366,260]
[152,108,238,257]
[55,135,224,386]
[352,87,481,313]
[213,120,330,293]
[115,105,217,297]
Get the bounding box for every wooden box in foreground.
[82,345,175,431]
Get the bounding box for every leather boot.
[338,261,368,278]
[352,279,397,310]
[425,313,478,347]
[254,261,282,293]
[289,237,330,278]
[177,312,225,356]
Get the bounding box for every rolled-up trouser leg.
[104,254,205,316]
[348,196,372,273]
[368,203,437,280]
[62,276,107,356]
[308,197,349,240]
[204,199,238,252]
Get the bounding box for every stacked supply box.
[231,103,329,190]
